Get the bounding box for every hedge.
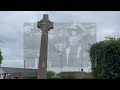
[89,37,120,79]
[0,49,3,64]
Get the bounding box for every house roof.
[7,72,37,77]
[0,68,4,74]
[57,71,84,75]
[1,67,37,74]
[56,71,91,79]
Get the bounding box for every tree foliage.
[24,71,56,79]
[82,76,93,79]
[24,76,37,79]
[89,37,120,79]
[60,76,76,79]
[0,49,3,64]
[47,71,55,79]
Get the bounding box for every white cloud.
[0,11,120,68]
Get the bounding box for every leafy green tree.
[24,71,56,79]
[89,37,120,79]
[47,71,55,79]
[0,49,3,64]
[60,76,76,79]
[24,76,37,79]
[82,76,93,79]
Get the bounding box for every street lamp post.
[58,50,62,79]
[24,60,26,77]
[24,60,26,69]
[60,51,62,78]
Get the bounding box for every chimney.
[81,69,83,72]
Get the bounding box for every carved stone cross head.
[37,14,53,32]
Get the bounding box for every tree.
[89,37,120,79]
[0,49,3,64]
[47,71,55,79]
[60,76,76,79]
[24,71,56,79]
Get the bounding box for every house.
[0,67,37,79]
[56,69,91,79]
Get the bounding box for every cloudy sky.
[0,11,120,68]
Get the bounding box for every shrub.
[24,71,55,79]
[60,76,76,79]
[0,49,3,64]
[89,37,120,79]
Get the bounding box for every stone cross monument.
[37,14,53,79]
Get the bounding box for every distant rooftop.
[0,67,37,74]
